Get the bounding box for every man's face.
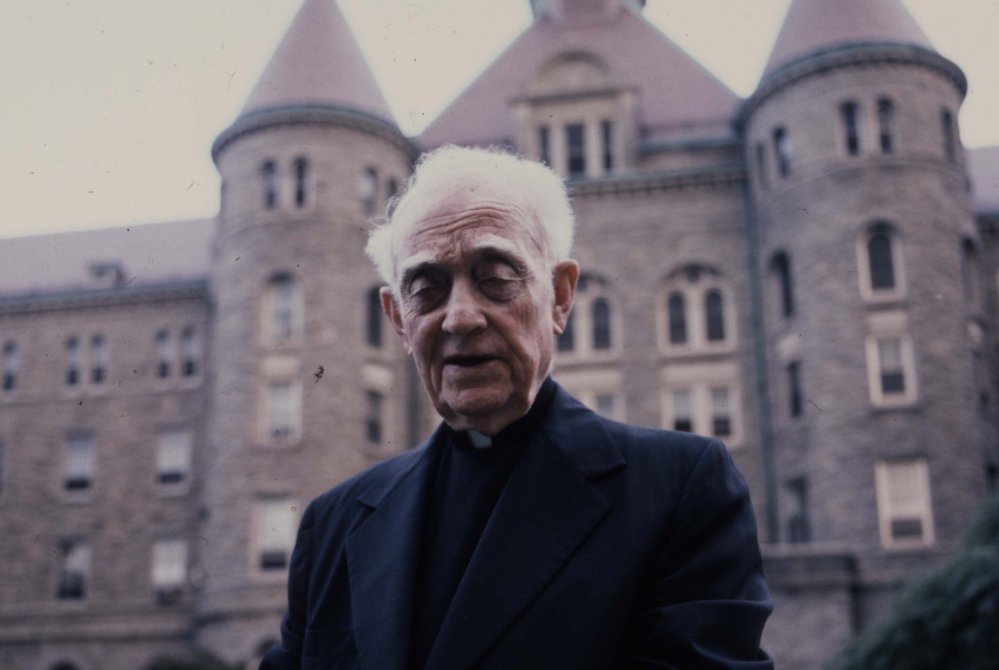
[383,184,577,435]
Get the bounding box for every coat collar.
[346,382,626,670]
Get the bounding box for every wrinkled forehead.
[393,178,547,263]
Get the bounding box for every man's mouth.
[444,355,497,367]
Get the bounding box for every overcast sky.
[2,0,996,240]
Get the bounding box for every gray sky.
[2,0,996,239]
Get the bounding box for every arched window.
[557,310,575,352]
[705,290,725,342]
[265,274,302,344]
[591,298,611,350]
[773,127,791,177]
[877,98,895,154]
[667,293,687,344]
[366,287,383,348]
[771,252,794,319]
[293,157,308,208]
[262,160,278,209]
[840,101,860,156]
[868,228,895,291]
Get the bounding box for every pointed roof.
[239,0,394,123]
[764,0,934,77]
[420,5,738,148]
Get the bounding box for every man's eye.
[407,278,448,309]
[478,275,519,300]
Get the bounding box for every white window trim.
[362,364,398,455]
[64,435,96,501]
[156,429,193,496]
[856,226,907,303]
[875,458,935,549]
[865,334,918,407]
[660,362,743,448]
[151,539,188,591]
[262,275,305,347]
[260,379,303,446]
[252,497,299,578]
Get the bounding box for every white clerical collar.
[466,430,494,449]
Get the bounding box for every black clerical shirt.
[410,377,557,668]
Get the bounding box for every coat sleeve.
[259,500,316,670]
[625,439,774,669]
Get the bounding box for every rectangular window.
[877,339,905,395]
[786,477,811,544]
[294,157,308,208]
[671,389,693,433]
[263,160,278,209]
[360,167,378,216]
[267,382,302,443]
[90,335,107,385]
[157,430,192,489]
[156,329,172,378]
[773,127,791,178]
[255,498,298,572]
[601,120,614,172]
[65,435,96,493]
[365,391,383,445]
[877,98,894,154]
[710,387,732,437]
[2,341,17,392]
[941,109,956,162]
[181,327,200,377]
[840,101,860,155]
[538,125,551,166]
[66,336,81,386]
[788,361,803,418]
[755,142,768,188]
[876,458,934,547]
[57,539,91,599]
[151,539,188,601]
[566,123,586,178]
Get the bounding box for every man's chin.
[438,388,525,435]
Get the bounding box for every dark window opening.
[361,167,378,216]
[366,287,383,348]
[881,371,905,394]
[667,293,687,345]
[705,290,725,342]
[774,127,791,177]
[90,335,106,385]
[788,361,803,418]
[841,101,860,156]
[294,157,308,207]
[156,330,171,378]
[591,298,611,350]
[2,341,16,391]
[755,142,768,188]
[538,126,551,166]
[786,478,812,544]
[877,98,894,154]
[601,120,613,172]
[773,253,794,318]
[262,160,278,209]
[259,550,288,571]
[181,327,198,377]
[158,471,185,485]
[890,518,924,540]
[566,123,586,178]
[366,391,383,445]
[868,229,896,291]
[65,337,80,387]
[557,311,575,352]
[941,109,956,162]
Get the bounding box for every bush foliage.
[831,494,999,670]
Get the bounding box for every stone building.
[1,0,997,668]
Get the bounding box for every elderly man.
[262,146,772,669]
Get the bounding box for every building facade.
[1,0,997,668]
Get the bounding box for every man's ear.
[551,259,579,334]
[380,287,410,351]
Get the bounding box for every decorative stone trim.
[0,280,209,315]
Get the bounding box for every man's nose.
[442,280,487,335]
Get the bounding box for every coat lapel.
[425,388,626,670]
[345,429,443,670]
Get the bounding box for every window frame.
[865,333,918,407]
[659,268,737,355]
[857,223,907,302]
[875,458,935,549]
[253,497,299,576]
[156,429,193,494]
[661,370,743,448]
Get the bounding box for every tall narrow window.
[786,478,812,544]
[255,498,297,572]
[57,540,91,599]
[157,430,192,489]
[755,142,768,188]
[671,390,693,432]
[876,458,934,547]
[90,335,107,385]
[877,338,906,396]
[772,253,794,318]
[2,341,17,391]
[267,274,301,343]
[360,167,378,215]
[840,101,861,156]
[961,238,980,308]
[151,540,188,601]
[710,387,732,438]
[868,228,896,291]
[566,123,586,178]
[557,311,575,352]
[941,109,956,162]
[365,391,383,445]
[591,298,611,350]
[386,178,399,201]
[667,293,687,345]
[877,98,895,154]
[267,381,301,443]
[156,329,172,378]
[262,160,278,209]
[773,127,791,177]
[366,287,383,348]
[601,120,614,172]
[538,125,551,166]
[293,157,308,208]
[0,439,5,495]
[65,336,81,386]
[705,290,725,342]
[65,435,96,493]
[181,327,199,377]
[787,361,803,418]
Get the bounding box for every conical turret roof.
[239,0,394,124]
[763,0,934,77]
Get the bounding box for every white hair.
[365,145,575,289]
